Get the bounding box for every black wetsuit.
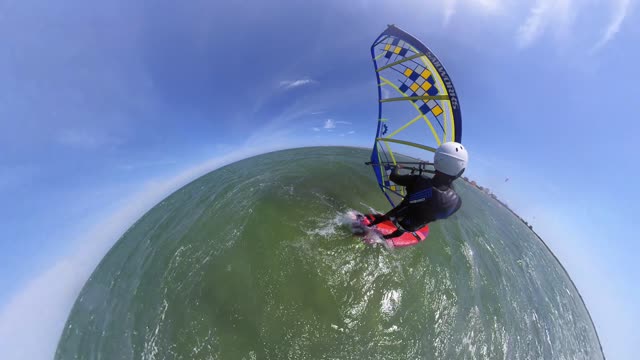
[370,168,462,239]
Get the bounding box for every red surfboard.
[349,212,429,248]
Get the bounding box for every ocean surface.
[55,147,603,359]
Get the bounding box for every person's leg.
[382,215,414,239]
[369,204,406,226]
[383,228,405,239]
[367,213,389,226]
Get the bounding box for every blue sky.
[1,0,638,358]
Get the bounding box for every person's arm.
[389,166,415,187]
[451,196,462,216]
[437,192,462,220]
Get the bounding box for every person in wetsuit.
[368,142,469,239]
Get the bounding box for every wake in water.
[301,209,393,249]
[343,210,393,249]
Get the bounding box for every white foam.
[381,289,402,317]
[305,222,337,238]
[384,325,399,333]
[143,297,168,360]
[304,212,349,238]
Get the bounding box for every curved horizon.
[1,0,638,358]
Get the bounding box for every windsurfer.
[368,142,468,239]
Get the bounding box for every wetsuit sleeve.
[452,196,462,215]
[435,189,462,220]
[443,195,462,219]
[389,167,415,187]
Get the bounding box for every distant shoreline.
[461,178,542,236]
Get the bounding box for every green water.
[55,147,603,359]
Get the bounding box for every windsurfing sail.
[368,25,463,206]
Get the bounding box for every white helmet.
[434,142,468,177]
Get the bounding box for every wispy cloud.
[443,0,457,26]
[516,0,633,50]
[322,119,352,130]
[118,159,178,171]
[517,0,572,48]
[55,129,120,150]
[592,0,633,52]
[279,78,315,90]
[469,0,503,13]
[312,127,320,131]
[323,119,336,129]
[517,0,548,47]
[435,0,634,52]
[348,130,355,134]
[441,0,504,24]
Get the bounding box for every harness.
[407,188,433,203]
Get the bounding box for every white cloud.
[592,0,633,51]
[517,0,550,47]
[381,0,638,53]
[441,0,505,24]
[312,127,320,131]
[517,0,572,48]
[118,158,177,171]
[323,119,336,129]
[322,119,351,130]
[468,0,503,13]
[279,78,315,89]
[434,0,634,50]
[443,0,457,25]
[333,130,355,137]
[55,129,120,150]
[516,0,634,50]
[0,143,293,360]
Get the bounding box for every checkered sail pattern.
[369,25,463,207]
